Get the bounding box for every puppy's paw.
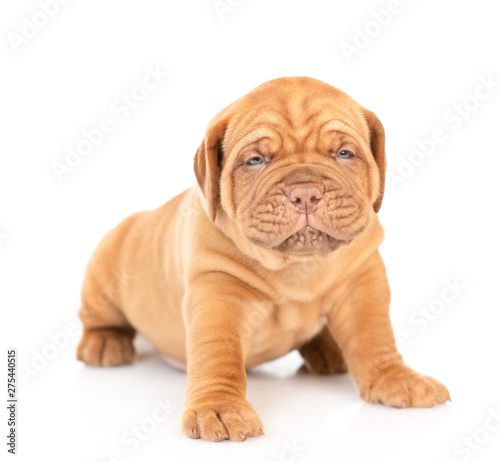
[77,328,135,367]
[181,396,264,442]
[359,364,450,408]
[299,332,347,375]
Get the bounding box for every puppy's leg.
[76,272,135,367]
[327,251,450,408]
[299,326,347,374]
[181,273,265,442]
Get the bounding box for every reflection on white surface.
[14,332,498,462]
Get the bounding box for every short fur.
[76,77,450,442]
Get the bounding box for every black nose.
[287,183,323,214]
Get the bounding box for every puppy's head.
[194,77,386,257]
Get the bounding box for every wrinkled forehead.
[222,85,370,158]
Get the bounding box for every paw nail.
[215,430,223,441]
[433,400,438,406]
[238,431,248,441]
[191,426,199,438]
[259,428,265,436]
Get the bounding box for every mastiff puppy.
[76,77,450,442]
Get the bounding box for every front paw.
[181,395,264,442]
[359,364,451,408]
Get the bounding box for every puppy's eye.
[246,156,265,166]
[337,150,353,159]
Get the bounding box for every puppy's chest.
[250,299,327,351]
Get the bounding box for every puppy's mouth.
[273,226,350,256]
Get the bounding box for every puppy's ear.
[193,109,231,221]
[364,109,386,213]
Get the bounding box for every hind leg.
[76,273,135,367]
[299,326,347,374]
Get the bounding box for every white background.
[1,1,500,461]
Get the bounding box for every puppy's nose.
[287,184,323,214]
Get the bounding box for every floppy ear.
[193,110,231,221]
[364,109,386,213]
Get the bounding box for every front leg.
[181,273,265,442]
[327,251,450,408]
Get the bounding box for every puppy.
[76,76,450,442]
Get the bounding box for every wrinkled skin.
[76,77,450,443]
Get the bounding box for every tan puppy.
[76,77,450,442]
